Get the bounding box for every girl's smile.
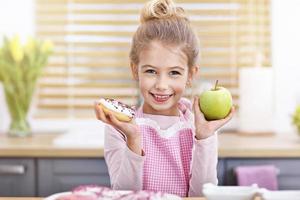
[150,92,174,104]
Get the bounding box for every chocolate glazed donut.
[98,98,135,122]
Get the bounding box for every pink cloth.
[135,105,193,197]
[104,98,218,197]
[235,165,279,190]
[143,113,180,130]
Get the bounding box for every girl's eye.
[169,71,181,76]
[145,69,156,74]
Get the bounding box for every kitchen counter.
[0,132,300,158]
[0,133,104,157]
[218,132,300,158]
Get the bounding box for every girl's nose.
[155,76,168,90]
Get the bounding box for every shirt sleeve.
[188,132,218,197]
[104,124,145,191]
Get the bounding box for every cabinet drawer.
[217,159,225,185]
[0,158,35,196]
[225,158,300,189]
[38,158,110,196]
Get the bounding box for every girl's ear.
[130,62,139,81]
[188,65,199,84]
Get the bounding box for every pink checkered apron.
[135,101,194,197]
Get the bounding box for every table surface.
[0,197,263,200]
[0,198,202,200]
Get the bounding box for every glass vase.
[8,117,31,137]
[4,84,33,137]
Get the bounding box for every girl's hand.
[192,96,235,140]
[94,103,142,155]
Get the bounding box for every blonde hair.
[129,0,200,69]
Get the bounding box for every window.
[35,0,271,119]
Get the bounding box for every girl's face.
[132,41,197,116]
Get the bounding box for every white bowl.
[261,189,300,200]
[202,183,259,200]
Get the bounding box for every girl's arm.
[188,133,218,197]
[188,96,234,196]
[104,124,145,191]
[95,102,144,190]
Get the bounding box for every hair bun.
[140,0,187,23]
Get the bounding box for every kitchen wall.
[0,0,34,41]
[0,0,34,132]
[272,0,300,133]
[0,0,300,134]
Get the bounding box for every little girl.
[95,0,234,197]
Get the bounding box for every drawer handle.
[0,165,26,175]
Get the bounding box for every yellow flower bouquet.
[0,36,53,136]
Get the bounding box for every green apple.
[199,80,233,120]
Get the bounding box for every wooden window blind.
[34,0,271,119]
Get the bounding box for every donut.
[50,185,182,200]
[97,98,135,122]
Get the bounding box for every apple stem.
[214,80,219,90]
